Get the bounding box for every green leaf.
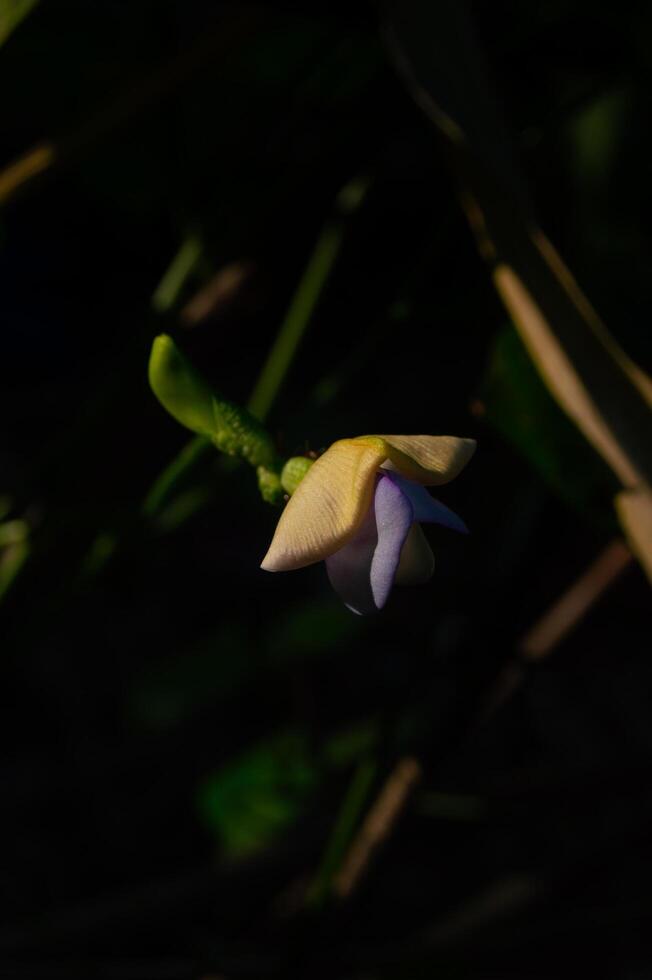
[128,622,254,731]
[0,0,38,47]
[322,721,379,769]
[268,598,362,666]
[481,325,618,528]
[307,757,377,907]
[197,732,318,859]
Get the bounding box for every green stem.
[142,433,210,517]
[306,756,377,907]
[141,235,212,518]
[143,176,368,516]
[247,176,368,421]
[150,234,202,314]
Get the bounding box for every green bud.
[281,456,314,495]
[257,466,284,505]
[149,334,215,436]
[149,334,278,470]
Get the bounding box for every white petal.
[394,523,435,585]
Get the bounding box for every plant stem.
[247,177,367,420]
[142,433,210,517]
[150,235,202,315]
[306,756,377,907]
[144,176,368,515]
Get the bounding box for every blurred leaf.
[268,597,362,666]
[79,531,117,577]
[0,518,27,547]
[0,534,29,601]
[142,435,211,519]
[491,252,652,484]
[197,731,318,859]
[616,486,652,583]
[480,325,617,527]
[308,756,377,906]
[129,623,254,731]
[152,486,213,533]
[0,0,38,46]
[0,8,264,208]
[418,791,488,822]
[0,496,12,522]
[571,87,629,191]
[385,0,652,582]
[0,143,54,205]
[322,720,379,768]
[151,235,203,315]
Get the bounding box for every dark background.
[1,2,651,977]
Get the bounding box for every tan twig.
[334,757,421,899]
[480,538,633,721]
[0,10,261,206]
[518,538,633,661]
[180,261,255,327]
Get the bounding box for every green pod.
[149,334,278,470]
[149,334,215,436]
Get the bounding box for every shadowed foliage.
[0,2,650,977]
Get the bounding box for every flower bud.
[281,456,314,496]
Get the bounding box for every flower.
[261,435,475,614]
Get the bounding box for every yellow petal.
[261,439,386,571]
[379,435,476,485]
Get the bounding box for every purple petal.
[384,471,468,533]
[326,474,413,614]
[369,474,414,609]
